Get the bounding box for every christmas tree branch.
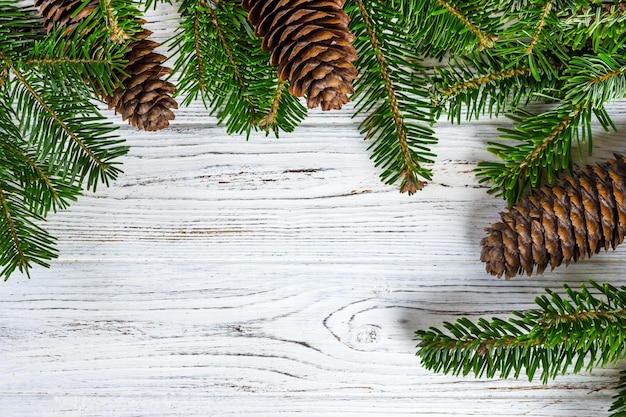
[100,0,143,43]
[563,3,626,51]
[206,2,257,126]
[441,67,532,99]
[416,281,626,384]
[0,141,72,215]
[12,67,114,186]
[610,370,626,417]
[353,0,416,191]
[170,0,306,136]
[192,1,207,95]
[347,0,436,193]
[405,0,500,56]
[431,51,559,122]
[0,1,131,280]
[564,52,626,108]
[476,105,588,203]
[0,104,62,281]
[0,184,28,277]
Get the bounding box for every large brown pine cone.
[33,0,177,131]
[242,0,358,111]
[480,154,626,279]
[104,29,177,131]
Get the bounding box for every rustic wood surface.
[2,4,626,416]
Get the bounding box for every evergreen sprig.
[416,280,626,414]
[346,0,436,193]
[168,0,306,137]
[0,0,129,280]
[430,1,626,205]
[410,0,501,56]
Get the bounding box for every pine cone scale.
[592,166,620,249]
[565,177,589,261]
[514,205,533,275]
[607,158,626,243]
[552,187,575,265]
[578,171,603,254]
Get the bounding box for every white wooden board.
[2,4,626,416]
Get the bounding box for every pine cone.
[480,154,626,279]
[104,29,177,131]
[33,1,177,131]
[242,0,358,111]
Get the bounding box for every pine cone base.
[481,154,626,279]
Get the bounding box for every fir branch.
[564,52,626,108]
[100,0,143,43]
[416,281,626,384]
[0,178,58,281]
[494,3,566,81]
[192,1,206,95]
[259,79,286,134]
[170,0,306,136]
[0,1,130,281]
[353,0,417,191]
[206,2,257,126]
[0,141,77,215]
[11,67,115,188]
[562,3,626,52]
[431,51,558,122]
[0,183,27,278]
[475,105,591,204]
[409,0,500,57]
[347,0,436,193]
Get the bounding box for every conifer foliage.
[416,280,626,416]
[0,1,129,280]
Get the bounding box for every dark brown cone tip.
[35,0,99,35]
[481,154,626,279]
[33,2,177,131]
[243,0,357,111]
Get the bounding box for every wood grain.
[2,4,626,416]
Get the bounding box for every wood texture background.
[2,4,626,416]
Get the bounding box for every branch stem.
[527,2,551,54]
[11,67,107,173]
[354,0,418,191]
[435,0,495,49]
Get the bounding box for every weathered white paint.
[1,4,626,416]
